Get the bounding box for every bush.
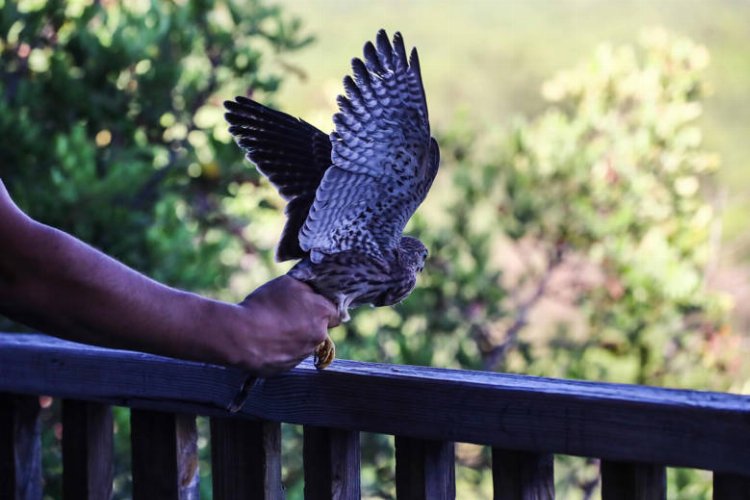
[334,30,735,498]
[1,3,737,495]
[0,0,311,292]
[1,1,310,497]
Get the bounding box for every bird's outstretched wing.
[224,96,332,261]
[299,29,440,263]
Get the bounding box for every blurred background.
[1,0,748,498]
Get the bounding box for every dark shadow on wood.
[492,448,554,500]
[130,409,199,500]
[600,460,665,500]
[395,436,455,500]
[210,418,282,500]
[62,400,113,500]
[714,473,750,500]
[303,426,360,500]
[0,393,41,500]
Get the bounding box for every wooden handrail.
[1,333,749,476]
[2,332,750,499]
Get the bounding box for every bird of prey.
[224,29,439,369]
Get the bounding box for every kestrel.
[225,30,439,369]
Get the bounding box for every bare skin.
[0,179,339,376]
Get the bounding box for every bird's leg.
[313,294,351,370]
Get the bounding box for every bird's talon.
[314,336,336,369]
[227,375,260,413]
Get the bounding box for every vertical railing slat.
[492,448,554,499]
[714,473,750,500]
[210,418,283,500]
[0,394,42,500]
[303,426,360,500]
[176,413,200,498]
[130,409,199,500]
[395,436,455,500]
[62,400,113,499]
[600,460,665,500]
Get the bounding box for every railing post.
[492,448,554,499]
[0,393,42,500]
[303,426,360,500]
[395,436,455,500]
[130,409,199,500]
[62,400,113,500]
[210,418,283,500]
[600,460,665,500]
[714,473,750,500]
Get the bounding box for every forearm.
[0,204,243,365]
[0,180,335,374]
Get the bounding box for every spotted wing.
[224,96,332,261]
[299,29,440,263]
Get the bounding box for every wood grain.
[210,418,283,500]
[130,409,199,500]
[395,436,455,500]
[492,448,554,500]
[0,393,41,500]
[62,400,113,500]
[714,473,750,500]
[304,426,360,499]
[600,460,665,500]
[2,334,750,476]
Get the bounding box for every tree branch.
[482,243,566,370]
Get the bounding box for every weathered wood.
[600,460,665,500]
[492,448,554,499]
[2,334,750,475]
[210,418,283,500]
[714,473,750,500]
[130,409,199,500]
[0,393,42,500]
[395,436,455,500]
[62,400,113,499]
[303,426,360,499]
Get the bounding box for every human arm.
[0,180,338,376]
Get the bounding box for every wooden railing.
[1,333,749,499]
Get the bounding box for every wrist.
[207,298,264,371]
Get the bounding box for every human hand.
[233,275,339,376]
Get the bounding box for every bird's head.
[399,236,429,273]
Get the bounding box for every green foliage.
[338,30,733,386]
[0,1,310,498]
[0,0,311,290]
[494,30,731,388]
[328,31,737,498]
[1,2,739,496]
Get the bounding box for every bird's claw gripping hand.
[314,336,336,369]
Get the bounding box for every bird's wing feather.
[224,96,332,261]
[299,30,440,262]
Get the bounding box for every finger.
[310,324,329,346]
